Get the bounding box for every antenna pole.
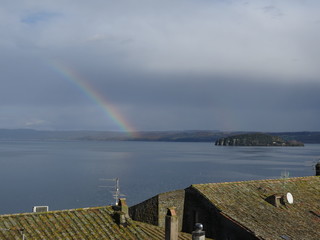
[115,178,120,205]
[99,177,125,205]
[281,169,289,191]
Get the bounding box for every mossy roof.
[0,206,192,240]
[191,176,320,240]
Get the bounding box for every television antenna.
[280,169,290,192]
[99,178,125,205]
[281,170,290,179]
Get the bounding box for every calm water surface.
[0,140,319,214]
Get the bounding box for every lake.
[0,140,319,214]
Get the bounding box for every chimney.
[192,223,206,240]
[316,161,320,176]
[118,198,129,218]
[165,207,178,240]
[113,198,129,226]
[114,211,127,226]
[265,194,284,207]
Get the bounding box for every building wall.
[183,187,220,238]
[130,186,262,239]
[129,195,159,226]
[182,187,260,240]
[219,214,260,240]
[158,189,185,231]
[129,189,185,230]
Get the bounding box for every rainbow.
[50,61,137,137]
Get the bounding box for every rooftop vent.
[265,194,284,207]
[192,223,206,240]
[265,193,293,207]
[33,206,49,213]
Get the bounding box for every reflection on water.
[0,141,318,214]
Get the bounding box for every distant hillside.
[215,133,304,146]
[0,129,128,141]
[127,130,223,142]
[0,129,319,143]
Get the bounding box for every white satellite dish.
[286,192,293,204]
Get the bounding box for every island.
[215,133,304,146]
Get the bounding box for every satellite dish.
[286,192,293,204]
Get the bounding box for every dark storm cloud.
[74,70,320,131]
[0,0,320,131]
[89,71,320,112]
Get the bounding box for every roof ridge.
[191,175,318,187]
[0,205,111,218]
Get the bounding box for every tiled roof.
[192,176,320,240]
[0,206,192,239]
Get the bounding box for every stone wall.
[129,195,159,226]
[158,189,185,231]
[129,189,185,231]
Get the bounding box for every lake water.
[0,140,319,214]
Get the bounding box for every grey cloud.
[3,1,320,78]
[0,0,320,131]
[21,11,62,24]
[262,5,284,17]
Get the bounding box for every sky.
[1,0,320,132]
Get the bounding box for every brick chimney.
[118,198,129,218]
[165,207,178,240]
[113,198,129,226]
[114,211,127,226]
